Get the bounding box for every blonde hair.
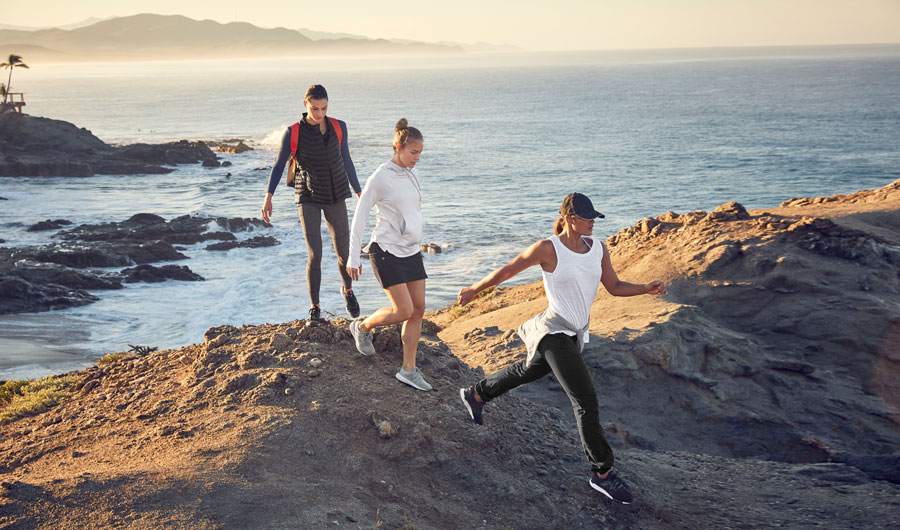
[393,118,423,152]
[554,217,566,235]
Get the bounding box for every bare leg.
[360,283,413,331]
[400,279,426,371]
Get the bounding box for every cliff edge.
[2,180,900,529]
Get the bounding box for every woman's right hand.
[457,286,477,306]
[347,265,362,281]
[261,194,273,223]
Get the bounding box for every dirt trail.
[3,180,900,529]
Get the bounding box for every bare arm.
[599,242,666,296]
[457,240,555,306]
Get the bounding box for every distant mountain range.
[0,14,465,62]
[295,27,519,52]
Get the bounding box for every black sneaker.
[343,288,360,318]
[308,306,321,322]
[590,470,633,504]
[459,386,485,425]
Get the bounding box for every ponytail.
[393,118,423,151]
[554,217,565,235]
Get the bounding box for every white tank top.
[542,235,604,336]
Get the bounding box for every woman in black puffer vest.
[261,84,362,321]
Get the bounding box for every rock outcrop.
[0,213,274,314]
[1,181,899,529]
[436,179,900,488]
[0,112,222,177]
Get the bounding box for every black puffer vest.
[293,114,351,205]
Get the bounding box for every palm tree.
[1,55,29,104]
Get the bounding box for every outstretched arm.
[599,242,666,296]
[457,240,555,306]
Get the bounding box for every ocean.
[2,45,899,379]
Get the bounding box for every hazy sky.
[5,0,900,51]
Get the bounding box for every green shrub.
[0,380,30,405]
[97,351,134,365]
[0,374,80,423]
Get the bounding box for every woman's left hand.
[646,281,666,295]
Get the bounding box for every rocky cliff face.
[0,112,220,177]
[1,181,899,529]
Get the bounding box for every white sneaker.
[396,367,432,391]
[350,319,375,356]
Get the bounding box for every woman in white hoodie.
[347,119,431,391]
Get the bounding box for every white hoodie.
[348,160,422,269]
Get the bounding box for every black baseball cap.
[560,193,605,219]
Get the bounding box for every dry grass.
[97,351,135,365]
[0,374,81,423]
[443,287,497,322]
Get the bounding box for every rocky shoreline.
[0,112,233,177]
[0,213,276,314]
[0,181,898,529]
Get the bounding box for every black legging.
[475,332,614,474]
[298,200,353,305]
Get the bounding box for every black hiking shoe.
[590,470,633,504]
[343,288,360,318]
[459,386,484,425]
[308,306,321,322]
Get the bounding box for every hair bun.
[395,118,409,132]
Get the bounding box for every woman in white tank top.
[456,193,666,505]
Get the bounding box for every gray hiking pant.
[298,200,353,305]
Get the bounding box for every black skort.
[368,242,427,289]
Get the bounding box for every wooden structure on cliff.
[1,92,26,113]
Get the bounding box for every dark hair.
[304,84,328,102]
[393,118,423,151]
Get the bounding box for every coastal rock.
[205,236,278,251]
[1,258,123,291]
[421,243,442,254]
[210,140,253,154]
[213,217,271,232]
[1,214,274,314]
[0,253,123,314]
[27,219,74,232]
[120,264,205,283]
[111,140,219,167]
[269,333,293,352]
[0,276,99,313]
[0,113,221,177]
[58,214,249,247]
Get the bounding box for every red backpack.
[286,116,344,188]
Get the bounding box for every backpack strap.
[287,122,300,188]
[290,122,300,155]
[328,117,343,147]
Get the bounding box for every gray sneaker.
[396,367,432,391]
[350,319,375,356]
